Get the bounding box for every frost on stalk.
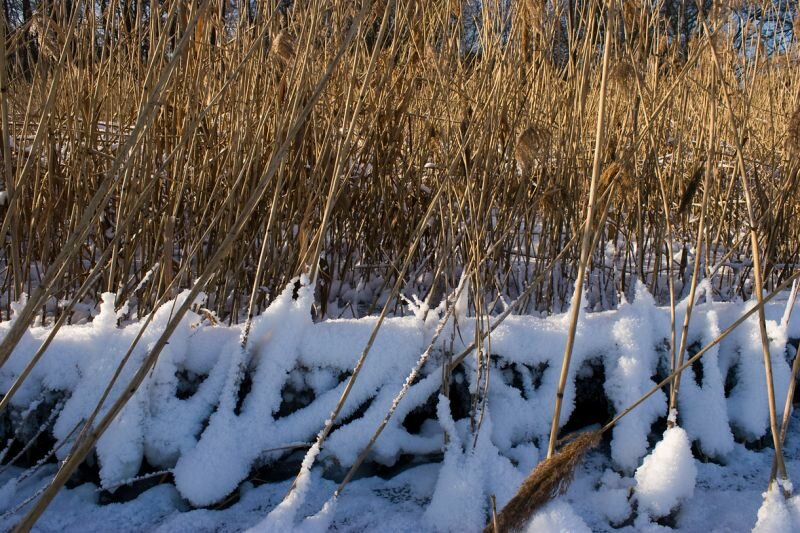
[249,443,321,532]
[634,426,696,518]
[424,395,522,532]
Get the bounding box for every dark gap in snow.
[743,433,773,451]
[529,361,548,389]
[688,341,704,385]
[648,418,670,451]
[402,391,437,434]
[333,397,373,431]
[724,362,738,398]
[691,440,727,465]
[249,449,307,487]
[447,369,472,422]
[275,368,316,418]
[561,358,610,436]
[496,359,529,400]
[1,393,61,469]
[654,338,672,384]
[233,371,253,416]
[326,453,443,486]
[175,369,205,400]
[65,450,100,489]
[654,505,680,529]
[97,460,174,505]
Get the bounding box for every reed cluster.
[0,1,796,325]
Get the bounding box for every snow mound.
[635,426,696,518]
[752,486,800,533]
[524,499,592,533]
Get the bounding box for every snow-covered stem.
[94,470,174,494]
[547,4,613,460]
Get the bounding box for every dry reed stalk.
[0,10,21,299]
[0,0,187,370]
[704,22,789,485]
[668,80,716,422]
[0,0,260,412]
[546,5,614,460]
[788,107,800,153]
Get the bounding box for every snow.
[0,280,799,531]
[524,500,592,532]
[634,426,697,519]
[752,486,800,533]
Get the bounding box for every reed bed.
[1,0,800,529]
[0,0,796,326]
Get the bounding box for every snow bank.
[0,279,797,527]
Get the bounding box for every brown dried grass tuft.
[515,125,549,175]
[271,31,296,66]
[677,159,706,216]
[485,430,602,533]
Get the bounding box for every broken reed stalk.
[667,76,716,423]
[703,21,789,484]
[10,5,368,529]
[488,270,800,533]
[547,4,614,460]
